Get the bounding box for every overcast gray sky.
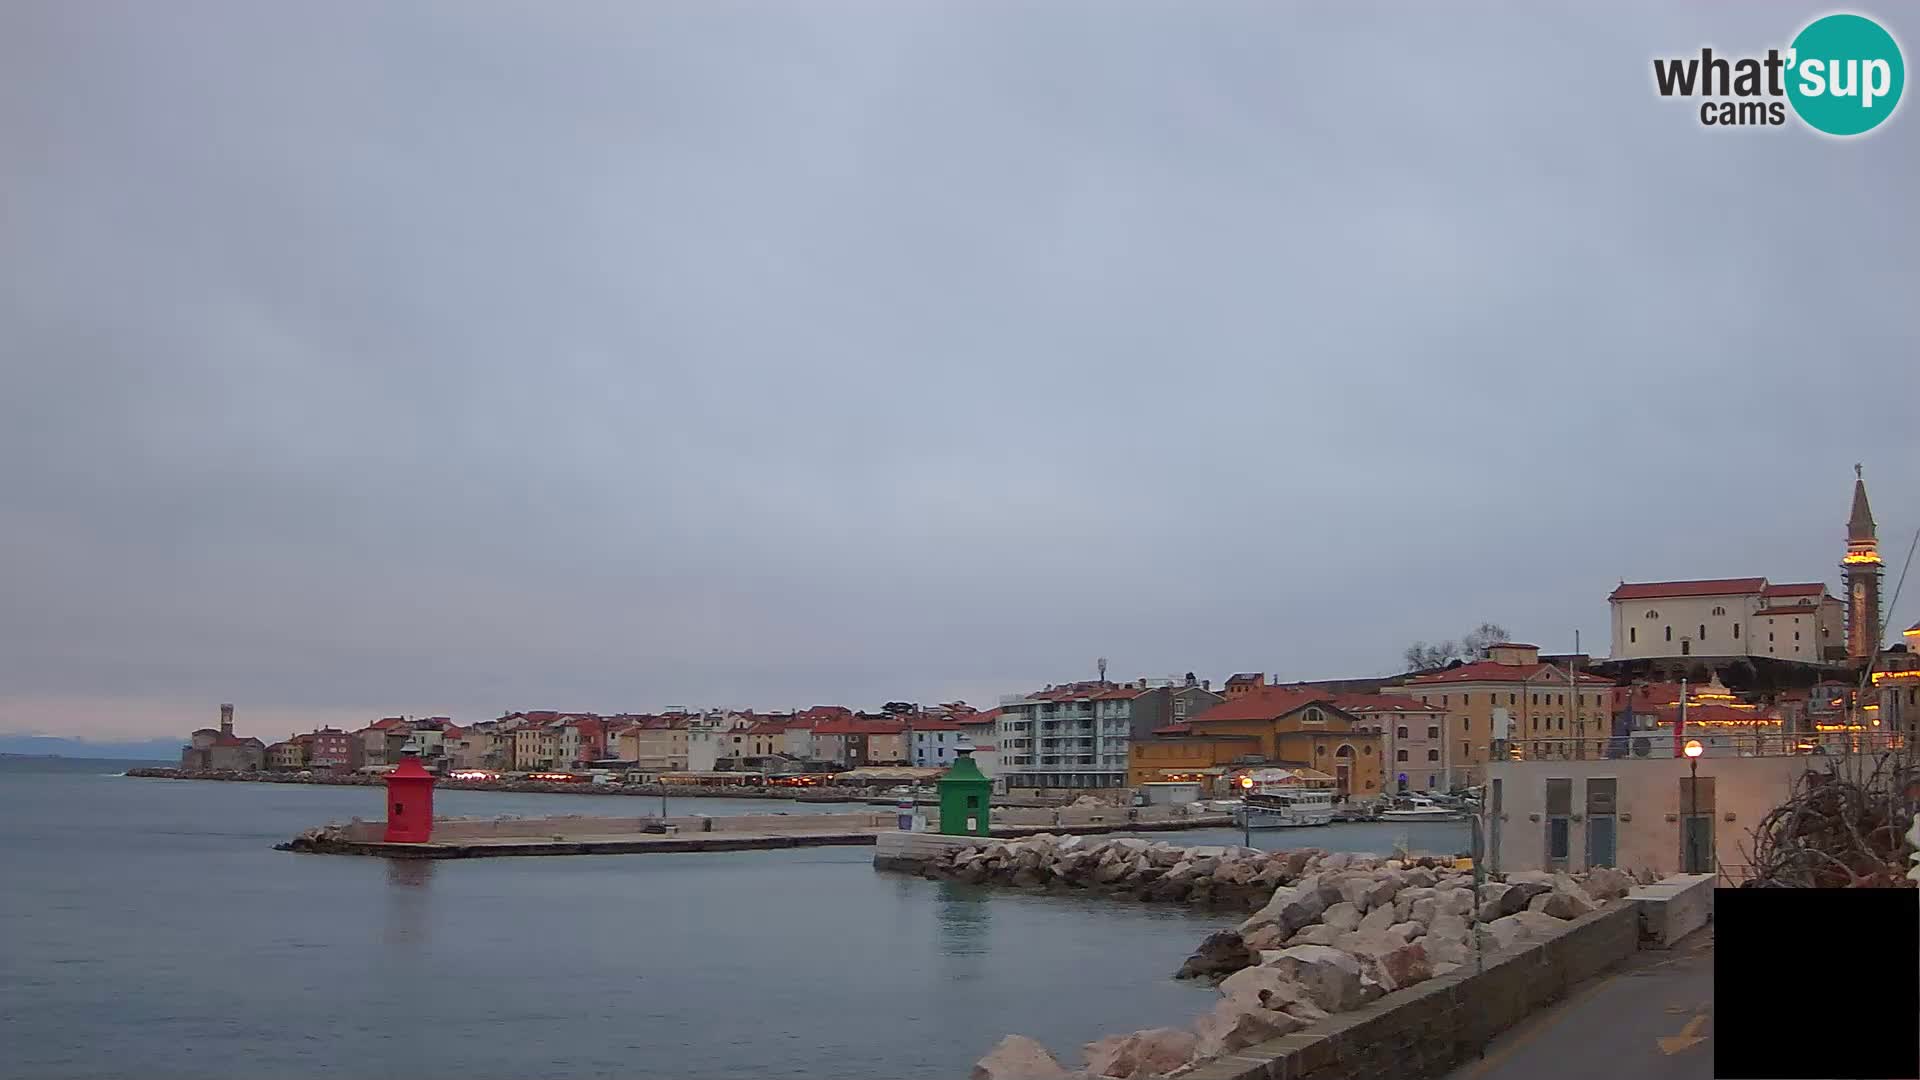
[2,2,1913,741]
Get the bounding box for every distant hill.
[0,735,185,760]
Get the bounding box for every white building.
[1608,578,1844,663]
[996,678,1222,790]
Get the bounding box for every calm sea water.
[0,758,1468,1080]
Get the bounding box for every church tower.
[1843,465,1883,661]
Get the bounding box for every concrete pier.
[281,810,1236,859]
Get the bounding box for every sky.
[2,3,1914,742]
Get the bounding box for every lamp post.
[1683,739,1704,873]
[1239,774,1254,848]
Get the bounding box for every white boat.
[1378,796,1466,822]
[1233,787,1335,828]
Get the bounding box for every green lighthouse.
[937,738,993,837]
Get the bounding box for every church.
[1603,468,1884,683]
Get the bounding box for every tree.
[881,701,917,715]
[1402,622,1512,672]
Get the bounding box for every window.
[1304,708,1325,724]
[1428,725,1440,740]
[1795,631,1801,641]
[1441,695,1448,706]
[1316,745,1326,755]
[1769,632,1775,642]
[1173,699,1187,718]
[1645,609,1659,619]
[1362,745,1373,756]
[1461,694,1470,706]
[1699,624,1707,640]
[1460,740,1469,760]
[1397,749,1408,762]
[1666,625,1672,641]
[1630,627,1637,643]
[1558,694,1565,706]
[1509,694,1517,705]
[1712,606,1725,616]
[1463,716,1470,730]
[1733,624,1740,640]
[1396,725,1409,739]
[1427,749,1439,761]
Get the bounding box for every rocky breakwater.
[914,835,1356,910]
[968,852,1643,1079]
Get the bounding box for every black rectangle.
[1716,888,1918,1079]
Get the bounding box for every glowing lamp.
[1683,740,1704,759]
[1239,775,1253,789]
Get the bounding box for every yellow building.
[1383,643,1616,779]
[1127,734,1262,788]
[1134,688,1385,798]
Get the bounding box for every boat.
[1378,795,1467,822]
[1232,786,1335,829]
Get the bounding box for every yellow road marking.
[1658,1013,1710,1055]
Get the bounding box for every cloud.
[2,1,1913,740]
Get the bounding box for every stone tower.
[1843,465,1883,661]
[219,703,235,738]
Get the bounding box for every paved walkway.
[1445,929,1714,1080]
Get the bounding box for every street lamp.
[1683,740,1704,873]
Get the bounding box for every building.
[1383,643,1617,780]
[308,727,355,771]
[265,739,306,771]
[1872,623,1920,736]
[810,717,907,768]
[995,676,1222,790]
[511,723,558,771]
[1126,733,1263,789]
[1608,578,1844,665]
[1137,687,1386,798]
[180,704,267,772]
[445,723,507,771]
[1323,693,1452,793]
[1844,466,1884,661]
[624,715,691,771]
[910,718,967,767]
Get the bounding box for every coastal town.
[170,471,1917,876]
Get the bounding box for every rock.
[1528,889,1596,919]
[1176,931,1257,982]
[1337,876,1375,910]
[1285,924,1343,947]
[1388,920,1425,941]
[1363,876,1402,911]
[1095,860,1133,885]
[1402,866,1437,888]
[1513,911,1569,939]
[1349,939,1430,992]
[1427,912,1470,942]
[1057,834,1085,852]
[1083,1027,1197,1079]
[1432,961,1461,977]
[1356,903,1396,937]
[1408,897,1438,925]
[1322,901,1362,931]
[1194,994,1304,1059]
[1484,915,1528,951]
[1242,923,1290,950]
[1436,887,1476,917]
[1479,882,1551,922]
[1266,944,1366,1012]
[1581,867,1634,902]
[1011,868,1043,888]
[1218,965,1317,1011]
[1476,882,1510,906]
[1283,850,1314,877]
[1504,870,1556,886]
[1321,852,1353,871]
[972,1035,1069,1080]
[1212,860,1252,887]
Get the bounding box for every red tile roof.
[1755,605,1817,616]
[1610,578,1767,601]
[1763,582,1828,597]
[908,718,966,731]
[1325,693,1447,714]
[1188,688,1333,723]
[812,718,908,736]
[1152,722,1193,735]
[957,708,1002,726]
[1400,660,1615,686]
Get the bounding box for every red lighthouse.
[383,753,436,843]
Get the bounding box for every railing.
[1493,731,1904,761]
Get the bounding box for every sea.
[0,757,1469,1080]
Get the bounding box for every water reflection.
[383,857,436,948]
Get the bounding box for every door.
[1680,775,1715,873]
[1545,778,1572,871]
[1585,777,1618,868]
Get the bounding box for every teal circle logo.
[1787,14,1904,135]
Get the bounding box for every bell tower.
[1843,464,1883,661]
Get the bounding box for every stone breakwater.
[952,838,1645,1079]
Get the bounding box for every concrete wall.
[342,811,891,843]
[1486,754,1816,880]
[1182,903,1642,1080]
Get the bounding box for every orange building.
[1131,688,1386,798]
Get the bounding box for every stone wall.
[1176,903,1641,1080]
[338,811,892,843]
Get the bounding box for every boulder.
[1529,890,1597,920]
[1401,866,1437,888]
[1241,923,1290,951]
[1581,867,1635,902]
[1194,994,1304,1059]
[1435,887,1476,917]
[1356,903,1397,938]
[1484,915,1529,951]
[1387,920,1425,941]
[972,1035,1069,1080]
[1284,850,1314,877]
[1479,882,1551,922]
[1476,882,1510,906]
[1512,911,1569,939]
[1349,938,1431,992]
[1363,876,1403,911]
[1503,870,1556,886]
[1432,961,1462,977]
[1095,860,1133,885]
[1056,834,1086,853]
[1322,902,1362,932]
[1285,924,1343,947]
[1083,1027,1197,1079]
[1407,897,1438,925]
[1321,852,1353,871]
[1175,931,1257,982]
[1218,965,1317,1012]
[1266,944,1366,1012]
[1212,860,1253,887]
